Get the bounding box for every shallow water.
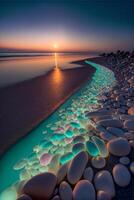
[0,61,116,200]
[0,52,95,87]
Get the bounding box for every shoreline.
[0,60,95,156]
[0,57,114,195]
[1,53,134,200]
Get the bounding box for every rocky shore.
[3,51,134,200]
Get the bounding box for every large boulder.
[107,137,131,156]
[67,151,88,184]
[112,164,131,187]
[59,181,73,200]
[94,170,115,198]
[73,180,95,200]
[21,172,57,200]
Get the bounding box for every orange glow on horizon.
[0,32,100,52]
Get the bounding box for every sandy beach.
[0,62,95,156]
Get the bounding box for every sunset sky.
[0,0,134,52]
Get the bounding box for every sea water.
[0,52,96,87]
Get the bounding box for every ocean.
[0,52,97,87]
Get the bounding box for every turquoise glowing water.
[0,61,116,200]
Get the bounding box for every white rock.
[67,151,88,185]
[119,157,130,165]
[91,157,106,169]
[94,170,115,198]
[129,162,134,174]
[73,180,95,200]
[107,137,131,156]
[59,181,72,200]
[112,164,131,187]
[83,167,94,182]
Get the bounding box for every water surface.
[0,52,96,87]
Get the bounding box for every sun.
[53,43,58,49]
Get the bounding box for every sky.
[0,0,134,52]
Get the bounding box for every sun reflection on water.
[54,52,59,70]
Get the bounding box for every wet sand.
[0,60,95,156]
[87,56,106,65]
